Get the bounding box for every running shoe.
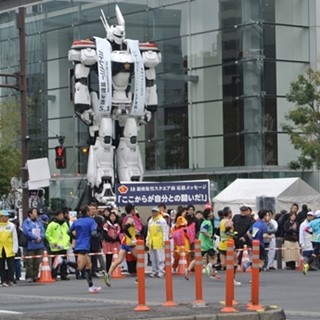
[303,263,309,275]
[88,286,101,294]
[203,264,211,276]
[53,255,63,269]
[234,279,241,286]
[103,271,111,287]
[184,269,190,281]
[210,270,221,280]
[242,261,251,272]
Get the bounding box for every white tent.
[213,177,320,214]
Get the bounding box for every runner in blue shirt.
[302,210,320,275]
[70,205,101,293]
[245,209,272,270]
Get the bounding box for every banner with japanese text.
[115,180,210,206]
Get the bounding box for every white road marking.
[0,310,22,314]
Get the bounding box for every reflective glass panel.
[275,26,309,61]
[190,0,220,33]
[189,31,221,68]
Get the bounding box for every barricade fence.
[17,243,303,260]
[13,240,273,313]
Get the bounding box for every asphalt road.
[0,269,318,319]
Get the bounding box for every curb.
[0,305,286,320]
[142,307,285,320]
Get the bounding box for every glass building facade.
[0,0,317,208]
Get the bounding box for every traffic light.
[55,146,66,169]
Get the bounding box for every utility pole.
[17,7,28,218]
[0,7,28,216]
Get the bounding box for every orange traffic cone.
[176,246,187,275]
[111,248,125,278]
[297,255,304,271]
[239,245,251,272]
[37,251,56,283]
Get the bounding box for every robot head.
[100,5,125,45]
[107,24,125,45]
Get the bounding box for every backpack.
[18,230,28,248]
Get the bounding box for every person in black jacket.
[232,206,253,266]
[89,203,106,277]
[297,204,308,226]
[194,210,204,238]
[283,211,300,270]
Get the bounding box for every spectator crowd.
[0,200,319,292]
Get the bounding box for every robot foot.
[94,182,115,204]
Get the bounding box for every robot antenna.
[115,4,125,27]
[100,9,110,33]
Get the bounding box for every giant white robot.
[68,5,161,204]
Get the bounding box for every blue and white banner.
[94,36,112,115]
[126,39,145,116]
[115,180,210,206]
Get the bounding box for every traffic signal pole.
[0,8,28,217]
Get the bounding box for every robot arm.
[68,40,97,125]
[140,42,162,113]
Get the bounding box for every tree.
[281,69,320,170]
[0,100,21,195]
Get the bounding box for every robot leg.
[116,118,143,182]
[87,117,115,203]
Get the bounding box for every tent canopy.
[213,177,320,214]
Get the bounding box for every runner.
[69,205,101,293]
[184,208,220,281]
[105,203,138,287]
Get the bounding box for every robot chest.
[111,51,134,75]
